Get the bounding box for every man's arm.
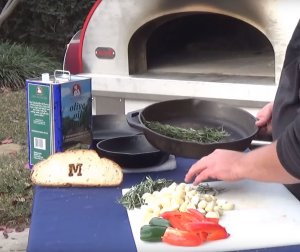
[237,141,300,184]
[185,141,300,185]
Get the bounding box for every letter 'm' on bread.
[31,149,123,187]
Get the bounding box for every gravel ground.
[0,228,29,252]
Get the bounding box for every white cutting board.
[124,180,300,252]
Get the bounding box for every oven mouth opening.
[128,13,275,85]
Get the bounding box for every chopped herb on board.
[196,183,224,196]
[144,121,230,143]
[119,176,174,210]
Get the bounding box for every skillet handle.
[126,109,144,130]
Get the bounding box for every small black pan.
[96,135,169,168]
[92,114,142,148]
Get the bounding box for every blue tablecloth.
[27,158,300,252]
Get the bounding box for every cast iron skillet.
[96,135,169,168]
[92,114,142,148]
[127,98,259,159]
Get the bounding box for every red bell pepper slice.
[187,209,219,223]
[185,221,230,241]
[206,226,229,241]
[205,217,220,224]
[160,209,230,244]
[161,210,205,223]
[187,208,206,221]
[160,210,184,220]
[162,227,204,247]
[162,209,220,230]
[161,210,196,230]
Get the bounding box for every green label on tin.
[28,84,51,164]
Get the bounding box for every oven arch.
[128,12,275,85]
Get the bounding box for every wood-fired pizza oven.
[65,0,300,115]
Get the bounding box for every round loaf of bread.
[31,149,123,187]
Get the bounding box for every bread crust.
[31,149,123,187]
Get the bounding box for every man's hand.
[255,102,273,138]
[184,149,245,185]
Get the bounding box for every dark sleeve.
[277,115,300,179]
[282,20,300,68]
[272,20,300,139]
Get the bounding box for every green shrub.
[0,42,60,90]
[0,0,96,61]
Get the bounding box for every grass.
[0,89,27,144]
[0,41,61,229]
[0,89,32,228]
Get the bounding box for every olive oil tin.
[26,70,92,168]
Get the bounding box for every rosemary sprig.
[144,121,230,143]
[196,183,224,196]
[119,176,174,210]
